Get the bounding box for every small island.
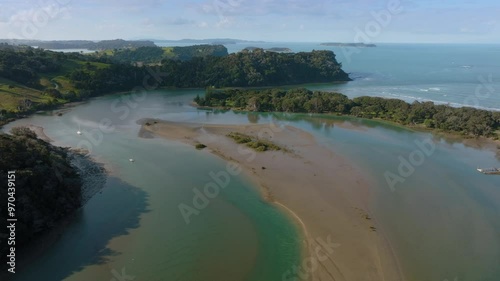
[226,131,285,151]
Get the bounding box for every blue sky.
[0,0,499,43]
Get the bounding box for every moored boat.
[477,167,500,175]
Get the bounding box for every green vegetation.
[197,88,500,138]
[95,45,229,64]
[159,49,350,87]
[0,49,97,124]
[226,132,283,152]
[0,128,82,257]
[0,44,144,126]
[195,143,207,150]
[162,45,228,61]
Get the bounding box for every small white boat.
[77,130,82,135]
[477,167,500,175]
[129,159,135,162]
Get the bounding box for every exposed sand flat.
[25,124,54,142]
[139,119,405,281]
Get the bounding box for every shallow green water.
[5,89,500,281]
[6,90,301,281]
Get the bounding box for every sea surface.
[4,43,500,281]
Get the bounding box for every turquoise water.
[5,91,301,281]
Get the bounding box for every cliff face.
[0,127,82,261]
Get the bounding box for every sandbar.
[139,119,405,281]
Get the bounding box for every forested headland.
[195,88,500,138]
[0,128,83,266]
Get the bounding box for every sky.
[0,0,499,43]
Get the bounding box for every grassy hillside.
[0,78,45,112]
[0,45,112,117]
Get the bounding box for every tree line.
[69,48,350,96]
[0,128,82,264]
[195,88,500,138]
[1,45,349,101]
[158,49,350,88]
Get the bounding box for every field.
[0,59,110,112]
[0,78,46,112]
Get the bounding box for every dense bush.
[159,49,350,88]
[0,128,82,258]
[198,88,500,138]
[0,45,61,86]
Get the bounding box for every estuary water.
[5,91,302,281]
[3,43,500,281]
[5,90,500,281]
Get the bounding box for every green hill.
[0,44,113,115]
[93,44,229,64]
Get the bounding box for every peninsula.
[0,127,90,273]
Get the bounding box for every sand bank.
[139,119,405,281]
[23,124,54,142]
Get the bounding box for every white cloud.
[9,4,70,25]
[1,3,70,39]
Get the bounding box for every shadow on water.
[12,176,150,281]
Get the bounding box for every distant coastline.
[243,46,293,53]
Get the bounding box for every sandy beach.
[139,119,405,281]
[23,124,54,142]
